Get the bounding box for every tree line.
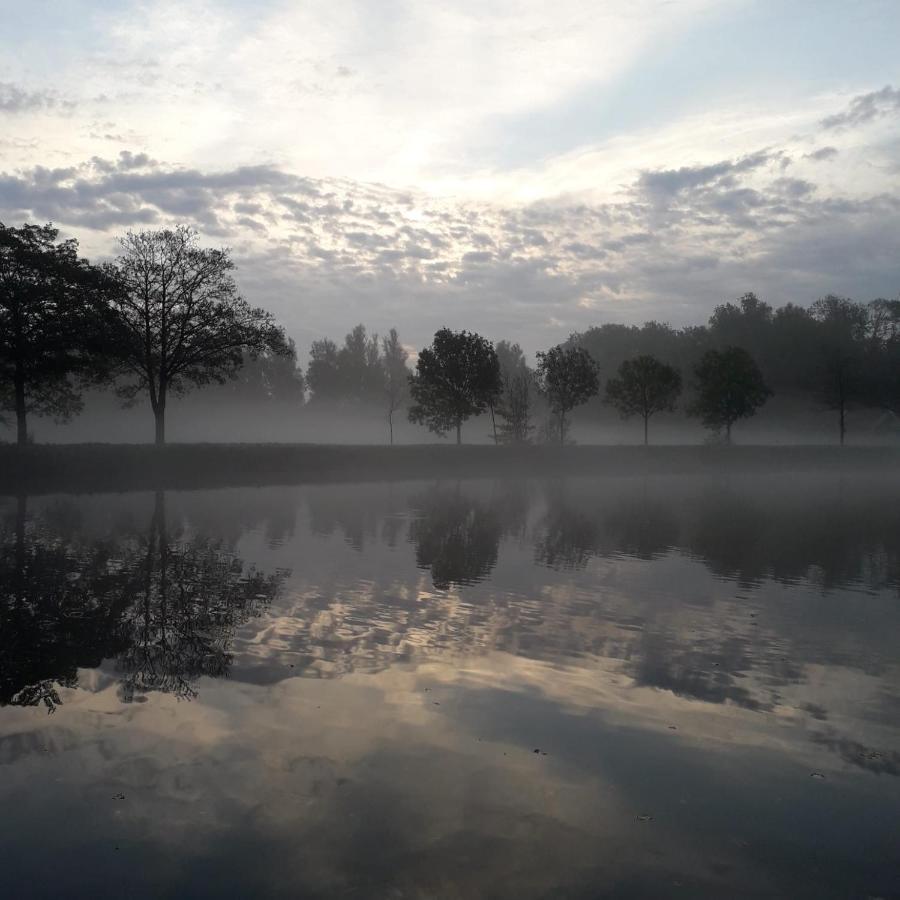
[2,222,897,446]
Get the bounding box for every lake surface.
[1,474,899,899]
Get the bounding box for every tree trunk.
[725,422,732,444]
[14,369,27,447]
[489,401,498,445]
[456,420,462,445]
[643,414,649,447]
[388,410,394,446]
[839,400,846,446]
[154,407,166,446]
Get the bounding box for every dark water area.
[1,475,899,899]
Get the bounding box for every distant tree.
[492,340,532,444]
[381,328,409,444]
[534,344,600,445]
[708,292,774,376]
[689,346,772,442]
[809,295,870,445]
[227,339,305,408]
[605,355,682,445]
[0,222,116,445]
[306,337,342,404]
[109,226,287,445]
[408,328,501,444]
[496,371,535,444]
[866,298,900,416]
[338,323,383,405]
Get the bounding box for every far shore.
[1,442,898,496]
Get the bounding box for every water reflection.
[0,476,898,898]
[0,491,285,710]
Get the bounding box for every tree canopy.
[109,226,287,444]
[535,344,600,445]
[689,346,772,442]
[605,355,682,445]
[0,222,116,445]
[408,328,500,444]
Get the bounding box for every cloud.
[1,128,898,359]
[804,146,839,162]
[821,85,900,130]
[0,82,73,114]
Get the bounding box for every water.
[1,475,898,899]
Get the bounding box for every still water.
[1,475,898,899]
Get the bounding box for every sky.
[1,0,899,359]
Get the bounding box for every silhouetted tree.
[338,323,383,405]
[689,346,771,442]
[866,298,900,417]
[109,226,287,444]
[605,355,682,445]
[708,293,774,375]
[535,344,599,445]
[0,223,116,445]
[408,328,501,444]
[381,328,408,444]
[306,337,342,404]
[809,295,871,445]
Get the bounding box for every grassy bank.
[1,442,898,495]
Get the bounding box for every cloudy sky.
[1,0,899,358]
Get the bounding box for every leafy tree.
[408,328,500,444]
[0,223,115,445]
[809,295,870,445]
[866,298,900,416]
[534,344,599,445]
[493,340,535,444]
[225,339,305,408]
[109,226,287,444]
[338,323,383,405]
[708,292,774,376]
[496,371,536,444]
[689,346,772,442]
[605,355,682,445]
[381,328,409,444]
[306,337,342,404]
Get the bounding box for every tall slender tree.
[0,222,115,445]
[809,295,870,445]
[381,328,409,445]
[109,226,287,445]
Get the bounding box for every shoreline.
[1,442,898,495]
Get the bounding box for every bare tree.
[110,226,286,444]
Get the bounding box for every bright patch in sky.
[1,0,898,355]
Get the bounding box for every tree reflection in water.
[0,491,286,710]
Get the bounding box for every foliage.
[689,346,772,441]
[534,344,600,445]
[809,295,871,444]
[0,222,117,444]
[109,226,287,444]
[408,328,501,443]
[605,355,682,444]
